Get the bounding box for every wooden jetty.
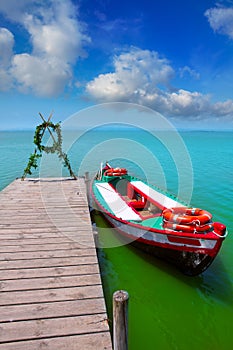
[0,178,112,349]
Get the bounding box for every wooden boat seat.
[130,181,184,209]
[95,183,142,221]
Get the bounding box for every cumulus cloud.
[0,28,14,67]
[87,47,174,101]
[0,0,33,22]
[23,1,90,63]
[11,54,72,96]
[0,0,90,96]
[0,28,14,91]
[0,68,13,91]
[86,47,233,119]
[205,6,233,39]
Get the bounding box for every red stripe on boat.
[167,235,201,246]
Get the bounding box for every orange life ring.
[163,221,213,234]
[163,207,212,225]
[105,168,127,176]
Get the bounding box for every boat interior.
[113,177,160,211]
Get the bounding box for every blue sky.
[1,0,233,129]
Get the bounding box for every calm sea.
[0,129,232,349]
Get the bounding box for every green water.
[96,215,232,350]
[0,129,232,349]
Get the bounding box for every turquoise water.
[0,129,233,349]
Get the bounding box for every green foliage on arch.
[21,114,76,180]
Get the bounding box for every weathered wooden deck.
[0,178,112,349]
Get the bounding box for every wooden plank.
[0,206,88,213]
[0,216,91,224]
[0,285,104,306]
[0,298,107,322]
[0,274,101,292]
[0,332,112,350]
[0,237,91,246]
[0,256,98,269]
[0,264,99,280]
[0,248,97,260]
[0,239,95,248]
[0,232,86,243]
[0,222,91,229]
[0,242,94,253]
[0,314,109,343]
[0,226,90,234]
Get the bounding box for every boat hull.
[130,239,214,276]
[95,208,220,276]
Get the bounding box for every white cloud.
[23,1,90,63]
[86,47,174,101]
[0,69,13,91]
[0,0,34,22]
[0,28,14,91]
[0,0,90,97]
[11,54,72,97]
[0,28,14,67]
[205,6,233,39]
[212,99,233,116]
[86,47,233,119]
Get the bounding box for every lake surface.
[0,129,232,349]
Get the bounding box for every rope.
[212,229,228,238]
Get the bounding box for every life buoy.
[105,168,127,176]
[111,172,122,176]
[163,207,212,225]
[163,221,213,234]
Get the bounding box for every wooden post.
[85,172,90,203]
[113,290,129,350]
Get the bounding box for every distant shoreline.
[1,128,233,132]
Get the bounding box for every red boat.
[91,163,228,276]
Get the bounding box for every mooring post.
[113,290,129,350]
[84,171,90,201]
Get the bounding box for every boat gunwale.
[90,179,224,242]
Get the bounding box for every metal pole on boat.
[113,290,129,350]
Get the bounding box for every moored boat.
[91,163,228,276]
